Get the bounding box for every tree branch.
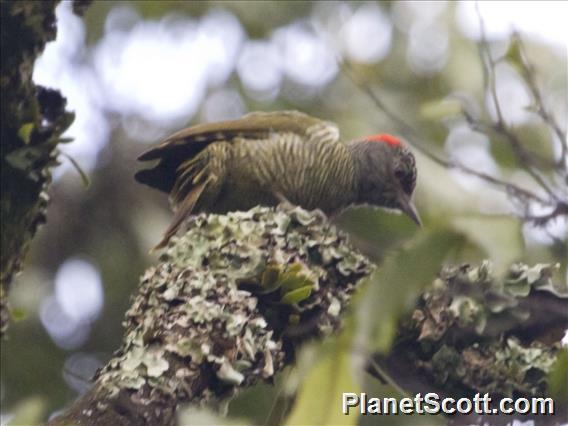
[340,62,553,208]
[339,18,568,228]
[49,207,567,425]
[511,32,567,165]
[370,261,568,425]
[48,206,373,425]
[474,4,559,200]
[0,1,76,335]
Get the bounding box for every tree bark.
[49,208,567,425]
[0,0,76,335]
[49,206,372,425]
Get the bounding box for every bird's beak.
[397,192,422,227]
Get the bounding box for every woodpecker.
[136,111,420,248]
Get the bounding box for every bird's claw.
[277,199,297,212]
[310,208,328,221]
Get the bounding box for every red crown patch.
[366,133,402,147]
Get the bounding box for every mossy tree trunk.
[0,0,77,335]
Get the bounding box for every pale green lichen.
[94,206,372,411]
[399,261,566,398]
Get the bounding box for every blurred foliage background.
[1,1,566,424]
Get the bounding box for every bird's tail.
[152,179,209,251]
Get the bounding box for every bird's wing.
[134,111,339,193]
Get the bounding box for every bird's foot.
[272,190,330,224]
[277,199,298,213]
[273,190,297,212]
[310,207,328,221]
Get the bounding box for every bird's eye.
[394,169,405,180]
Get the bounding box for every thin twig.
[337,3,568,227]
[475,3,503,126]
[523,202,568,226]
[462,110,556,170]
[513,32,568,167]
[474,4,559,200]
[339,61,553,207]
[367,358,408,397]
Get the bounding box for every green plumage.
[136,110,419,248]
[183,131,357,213]
[136,111,358,247]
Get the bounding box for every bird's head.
[348,134,421,226]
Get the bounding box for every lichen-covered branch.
[0,1,76,335]
[48,206,372,425]
[371,262,568,425]
[49,207,567,425]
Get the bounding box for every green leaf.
[338,206,417,255]
[419,98,462,120]
[489,134,518,168]
[10,307,27,322]
[360,366,445,426]
[357,229,462,353]
[489,125,555,168]
[503,37,524,73]
[17,123,35,144]
[7,396,46,426]
[260,264,282,293]
[280,263,314,292]
[451,215,523,275]
[516,124,556,163]
[57,110,76,134]
[280,275,312,292]
[281,285,313,305]
[279,264,304,290]
[548,348,568,401]
[285,336,360,426]
[5,146,46,172]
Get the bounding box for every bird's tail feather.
[152,179,209,252]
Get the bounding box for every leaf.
[7,396,46,426]
[360,368,445,426]
[357,229,462,353]
[548,348,568,401]
[281,285,313,305]
[452,215,523,275]
[338,206,417,254]
[10,307,27,322]
[5,146,47,172]
[57,110,76,134]
[419,98,462,120]
[490,125,555,168]
[488,134,518,168]
[17,123,35,144]
[255,263,282,294]
[280,263,314,292]
[503,37,524,73]
[516,124,556,163]
[285,336,360,426]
